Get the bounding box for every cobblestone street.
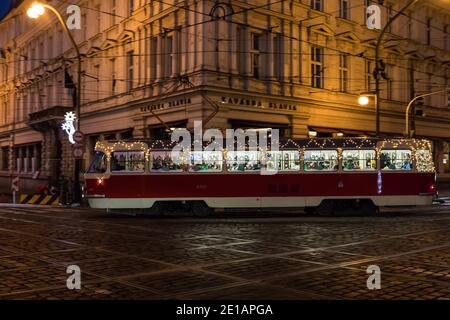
[0,203,449,300]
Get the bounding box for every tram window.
[265,151,300,171]
[226,151,261,172]
[87,151,107,173]
[190,151,223,172]
[304,150,338,171]
[415,149,434,172]
[343,150,376,171]
[380,150,412,171]
[151,151,184,172]
[111,151,145,172]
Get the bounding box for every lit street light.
[26,3,44,18]
[27,1,83,204]
[358,96,370,106]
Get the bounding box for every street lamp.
[27,1,83,204]
[405,88,450,137]
[374,0,420,137]
[358,96,370,106]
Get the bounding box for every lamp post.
[405,89,450,138]
[374,0,419,136]
[27,2,82,203]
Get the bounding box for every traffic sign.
[11,176,19,192]
[73,131,85,143]
[73,146,84,159]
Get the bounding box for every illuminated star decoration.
[61,111,77,144]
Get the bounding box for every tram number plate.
[196,184,207,190]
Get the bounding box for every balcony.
[28,106,73,132]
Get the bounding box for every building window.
[30,47,36,70]
[110,58,116,94]
[126,51,134,91]
[387,4,392,33]
[444,25,448,50]
[311,0,323,11]
[94,64,100,99]
[311,47,324,88]
[426,18,432,45]
[150,37,157,80]
[340,0,350,19]
[95,4,101,34]
[236,27,246,75]
[12,144,41,173]
[129,0,134,16]
[81,14,87,40]
[274,35,283,81]
[111,0,117,26]
[339,54,349,92]
[407,12,412,39]
[1,147,8,171]
[163,36,173,78]
[251,33,261,79]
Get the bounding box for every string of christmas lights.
[94,138,436,173]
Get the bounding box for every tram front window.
[87,151,107,173]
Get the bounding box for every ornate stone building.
[0,0,449,192]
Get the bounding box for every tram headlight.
[97,178,104,186]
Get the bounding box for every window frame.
[303,149,339,172]
[311,0,323,11]
[126,50,134,91]
[339,54,349,92]
[380,149,413,171]
[264,150,301,172]
[189,151,224,173]
[150,150,186,173]
[226,151,262,173]
[110,150,146,173]
[311,46,324,88]
[339,0,350,20]
[251,33,262,79]
[342,149,377,172]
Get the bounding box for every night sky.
[0,0,21,21]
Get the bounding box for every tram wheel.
[316,200,335,216]
[145,202,165,216]
[360,200,378,216]
[192,201,214,217]
[304,207,316,215]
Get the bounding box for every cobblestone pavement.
[0,203,449,300]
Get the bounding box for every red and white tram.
[83,138,437,215]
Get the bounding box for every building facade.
[0,0,449,193]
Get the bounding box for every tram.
[83,138,437,215]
